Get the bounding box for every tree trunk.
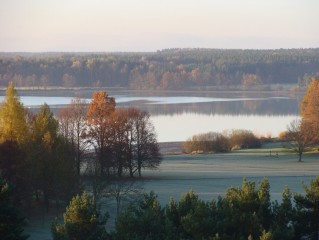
[138,161,142,177]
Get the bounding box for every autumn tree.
[242,73,262,90]
[58,97,89,178]
[300,77,319,142]
[109,108,130,177]
[101,107,161,178]
[0,82,28,144]
[87,91,116,177]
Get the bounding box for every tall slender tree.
[30,104,77,211]
[58,97,88,178]
[0,140,28,205]
[87,91,115,177]
[300,77,319,142]
[0,82,28,144]
[0,178,29,240]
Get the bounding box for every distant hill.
[0,48,318,90]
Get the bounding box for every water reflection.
[0,89,303,142]
[151,113,298,142]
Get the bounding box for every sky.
[1,0,318,52]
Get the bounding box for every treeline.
[52,178,319,240]
[183,130,261,154]
[0,82,161,215]
[1,48,319,90]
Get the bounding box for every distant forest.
[1,48,319,90]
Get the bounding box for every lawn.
[142,143,319,204]
[25,143,319,239]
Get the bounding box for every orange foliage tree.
[300,78,319,143]
[87,91,116,177]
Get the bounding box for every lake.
[0,89,303,142]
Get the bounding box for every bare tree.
[131,109,162,177]
[57,97,89,178]
[285,119,312,162]
[107,178,143,216]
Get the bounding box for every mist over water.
[0,90,302,142]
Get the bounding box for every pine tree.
[51,192,108,240]
[0,177,29,240]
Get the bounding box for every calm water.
[0,90,303,142]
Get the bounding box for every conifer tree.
[0,177,29,240]
[52,192,108,240]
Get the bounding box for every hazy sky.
[1,0,318,52]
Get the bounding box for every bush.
[226,129,261,149]
[183,132,229,154]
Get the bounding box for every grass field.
[142,142,319,203]
[25,142,319,239]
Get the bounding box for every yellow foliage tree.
[0,82,28,144]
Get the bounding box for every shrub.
[183,132,229,154]
[226,129,261,149]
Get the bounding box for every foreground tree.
[0,177,29,240]
[166,191,216,239]
[0,140,28,205]
[271,186,295,239]
[217,178,272,239]
[30,104,78,211]
[115,191,174,240]
[52,192,108,240]
[294,177,319,240]
[0,82,28,144]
